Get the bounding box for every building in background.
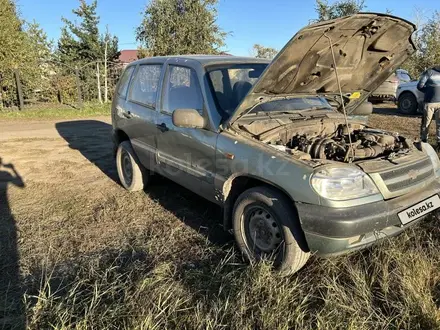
[118,50,139,67]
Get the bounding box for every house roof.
[119,50,139,63]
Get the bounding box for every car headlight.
[311,166,380,201]
[422,142,440,174]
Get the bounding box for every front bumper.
[296,179,440,257]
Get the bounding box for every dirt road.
[0,116,111,141]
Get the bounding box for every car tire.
[232,186,310,275]
[398,92,418,115]
[116,141,148,192]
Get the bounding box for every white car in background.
[396,77,424,115]
[370,69,412,103]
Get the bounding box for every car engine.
[278,125,414,162]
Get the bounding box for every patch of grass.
[0,103,110,120]
[21,218,440,329]
[7,176,440,330]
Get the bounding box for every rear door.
[125,63,164,170]
[155,64,218,202]
[112,65,135,136]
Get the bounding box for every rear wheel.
[398,92,418,114]
[116,141,148,191]
[232,186,310,275]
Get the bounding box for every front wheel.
[232,186,310,275]
[398,92,418,115]
[116,141,149,191]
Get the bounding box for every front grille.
[386,167,433,192]
[379,157,434,194]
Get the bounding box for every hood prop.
[324,33,354,162]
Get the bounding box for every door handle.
[122,110,132,119]
[156,122,169,132]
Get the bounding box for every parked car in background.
[111,14,440,276]
[396,78,424,114]
[370,69,412,103]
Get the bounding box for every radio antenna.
[324,33,354,162]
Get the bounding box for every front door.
[156,64,218,203]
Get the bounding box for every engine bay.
[263,123,415,162]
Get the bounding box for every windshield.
[250,96,333,114]
[207,64,268,115]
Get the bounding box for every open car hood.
[227,13,416,125]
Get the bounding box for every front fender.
[215,131,319,205]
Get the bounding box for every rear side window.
[129,64,162,108]
[117,66,134,98]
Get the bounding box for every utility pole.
[96,62,102,104]
[104,26,109,103]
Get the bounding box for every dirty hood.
[227,13,416,125]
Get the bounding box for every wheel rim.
[121,149,133,186]
[401,98,412,111]
[245,206,283,253]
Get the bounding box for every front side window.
[129,64,162,108]
[207,64,268,116]
[117,66,135,98]
[162,65,204,115]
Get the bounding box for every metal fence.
[0,60,125,110]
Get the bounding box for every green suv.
[112,13,440,275]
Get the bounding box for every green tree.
[21,21,55,101]
[57,0,119,65]
[0,0,23,69]
[58,27,81,64]
[57,0,120,103]
[315,0,365,22]
[26,21,53,61]
[0,0,26,107]
[136,0,227,56]
[0,0,53,107]
[252,44,278,60]
[402,12,440,78]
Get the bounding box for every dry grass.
[0,104,439,329]
[0,103,110,121]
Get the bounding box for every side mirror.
[172,108,206,128]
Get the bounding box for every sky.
[16,0,440,56]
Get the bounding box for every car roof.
[128,55,271,67]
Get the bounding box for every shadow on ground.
[56,120,117,182]
[0,158,26,330]
[373,105,420,118]
[56,120,232,247]
[146,176,231,246]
